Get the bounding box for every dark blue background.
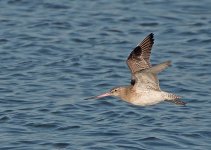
[0,0,210,149]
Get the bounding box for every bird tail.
[162,92,186,105]
[148,61,171,74]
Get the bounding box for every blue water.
[0,0,211,149]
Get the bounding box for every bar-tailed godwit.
[86,33,186,106]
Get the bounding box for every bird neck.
[119,86,133,102]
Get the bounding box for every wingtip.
[149,33,154,37]
[149,33,154,44]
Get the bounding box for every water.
[0,0,211,149]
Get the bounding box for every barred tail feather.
[162,92,186,106]
[162,92,181,100]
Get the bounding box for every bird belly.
[130,91,164,106]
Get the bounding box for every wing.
[133,61,171,91]
[133,71,161,91]
[127,33,154,74]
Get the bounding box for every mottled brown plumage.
[127,33,154,85]
[127,33,154,73]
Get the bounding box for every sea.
[0,0,211,149]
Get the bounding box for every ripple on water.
[52,142,70,149]
[57,125,80,131]
[0,0,211,149]
[0,116,10,122]
[25,122,58,129]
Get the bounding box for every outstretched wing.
[133,61,171,91]
[133,71,161,91]
[127,33,154,74]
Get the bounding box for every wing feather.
[133,61,171,91]
[127,33,154,74]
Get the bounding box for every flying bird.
[86,33,186,106]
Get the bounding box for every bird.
[86,33,186,106]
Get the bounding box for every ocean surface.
[0,0,211,149]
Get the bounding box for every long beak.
[84,92,111,100]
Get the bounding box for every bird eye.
[111,88,118,93]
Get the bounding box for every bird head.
[85,87,126,100]
[109,87,124,97]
